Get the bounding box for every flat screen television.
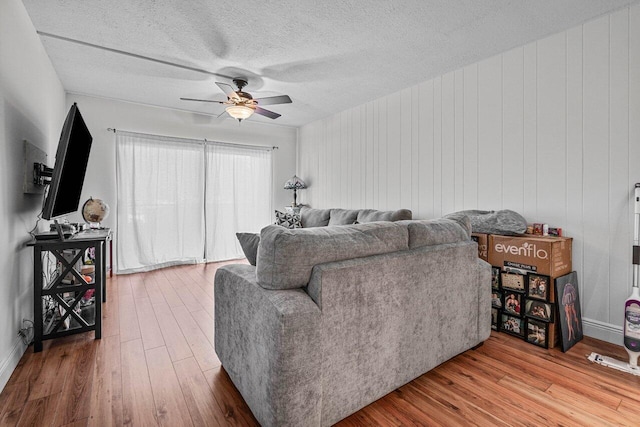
[42,103,93,220]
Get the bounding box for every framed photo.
[491,290,503,309]
[491,267,501,290]
[533,223,544,235]
[555,272,583,352]
[501,272,526,292]
[503,292,523,317]
[527,274,550,301]
[500,313,524,338]
[83,246,96,265]
[524,299,554,322]
[491,308,500,331]
[503,265,531,276]
[526,318,549,348]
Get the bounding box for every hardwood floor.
[1,262,639,426]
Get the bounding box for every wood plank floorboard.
[155,270,183,308]
[136,298,165,351]
[190,310,215,349]
[173,358,228,427]
[170,305,220,372]
[51,338,97,426]
[120,339,157,426]
[162,268,207,314]
[101,276,120,338]
[145,347,193,426]
[2,262,640,426]
[61,419,88,427]
[202,367,257,426]
[129,273,149,300]
[15,393,60,427]
[87,335,122,427]
[151,301,193,363]
[143,272,167,306]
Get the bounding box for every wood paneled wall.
[298,5,640,344]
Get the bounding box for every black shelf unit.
[30,229,111,352]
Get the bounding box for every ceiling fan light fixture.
[226,104,254,121]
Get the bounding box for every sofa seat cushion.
[357,208,412,223]
[300,207,331,228]
[401,218,471,249]
[256,222,409,290]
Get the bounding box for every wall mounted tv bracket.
[33,162,53,186]
[23,140,47,195]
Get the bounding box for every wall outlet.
[18,319,34,345]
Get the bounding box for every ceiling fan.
[180,78,292,122]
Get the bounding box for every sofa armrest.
[214,264,322,427]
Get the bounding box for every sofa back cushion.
[300,207,331,228]
[256,222,409,290]
[401,218,471,249]
[357,209,412,223]
[328,209,359,225]
[301,207,413,227]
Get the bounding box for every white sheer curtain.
[116,131,272,273]
[205,144,272,261]
[116,132,205,273]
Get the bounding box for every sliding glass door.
[205,144,272,262]
[116,131,272,273]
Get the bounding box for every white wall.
[0,0,66,391]
[65,94,298,270]
[299,5,640,345]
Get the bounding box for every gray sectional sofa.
[215,215,491,426]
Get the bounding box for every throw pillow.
[236,233,260,266]
[274,210,302,229]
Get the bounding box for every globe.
[82,197,110,226]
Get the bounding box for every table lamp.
[284,175,307,207]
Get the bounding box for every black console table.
[30,229,112,352]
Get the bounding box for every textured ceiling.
[22,0,639,128]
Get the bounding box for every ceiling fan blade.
[254,106,281,119]
[180,97,225,104]
[254,95,292,106]
[215,82,240,100]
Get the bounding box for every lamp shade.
[283,175,307,190]
[226,105,254,120]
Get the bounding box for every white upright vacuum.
[588,183,640,375]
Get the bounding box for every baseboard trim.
[0,337,27,393]
[583,317,623,346]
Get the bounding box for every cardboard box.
[488,235,572,278]
[488,235,572,349]
[471,233,489,261]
